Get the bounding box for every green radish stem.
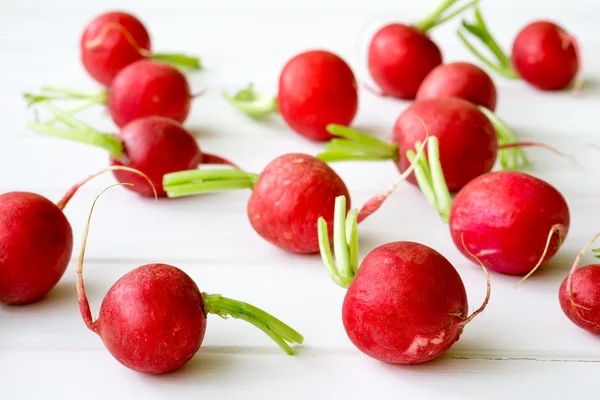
[478,106,530,171]
[163,169,259,198]
[23,87,108,107]
[316,124,399,162]
[318,195,360,289]
[202,293,304,355]
[416,0,480,33]
[151,53,202,71]
[223,83,279,120]
[406,136,452,223]
[25,103,124,159]
[457,7,519,79]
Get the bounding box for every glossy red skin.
[368,24,442,100]
[450,171,570,275]
[247,154,350,254]
[278,50,358,141]
[559,265,600,334]
[393,98,497,192]
[80,11,151,87]
[512,21,579,90]
[108,60,191,128]
[0,192,73,305]
[111,116,202,197]
[94,264,206,374]
[416,62,498,111]
[343,241,468,364]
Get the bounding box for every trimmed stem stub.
[25,103,124,159]
[406,136,452,223]
[478,106,530,171]
[151,53,202,70]
[223,83,279,120]
[318,196,359,289]
[457,7,519,79]
[163,169,259,198]
[202,293,304,355]
[416,0,480,33]
[316,124,398,163]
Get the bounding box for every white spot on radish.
[283,232,292,240]
[406,336,429,355]
[475,249,500,257]
[430,331,445,345]
[283,180,291,186]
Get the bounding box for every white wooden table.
[2,0,600,398]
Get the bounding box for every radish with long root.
[0,166,153,305]
[415,62,498,111]
[407,137,570,277]
[458,7,580,91]
[223,50,358,141]
[163,153,350,254]
[24,60,196,128]
[317,195,491,364]
[76,185,303,374]
[80,10,200,87]
[366,0,478,99]
[559,232,600,334]
[25,104,235,197]
[317,98,532,193]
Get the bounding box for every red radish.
[559,232,600,334]
[406,137,570,276]
[25,104,235,197]
[163,153,350,254]
[367,0,477,99]
[458,8,580,91]
[317,98,499,192]
[0,166,153,305]
[24,60,195,128]
[76,186,303,374]
[81,10,201,87]
[415,62,497,110]
[318,195,490,364]
[223,50,358,141]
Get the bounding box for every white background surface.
[1,0,600,398]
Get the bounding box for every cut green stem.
[152,52,202,70]
[203,293,304,355]
[23,86,107,107]
[406,137,452,223]
[318,196,359,289]
[316,124,398,163]
[223,83,279,120]
[416,0,479,33]
[478,106,529,171]
[25,103,123,159]
[163,169,258,198]
[457,7,519,79]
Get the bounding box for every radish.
[24,60,195,128]
[317,195,490,364]
[406,137,570,277]
[415,62,497,111]
[367,0,478,99]
[81,10,201,87]
[458,7,580,90]
[0,166,153,305]
[76,186,303,374]
[163,153,350,254]
[223,50,358,141]
[25,104,235,197]
[559,232,600,334]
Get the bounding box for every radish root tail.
[458,233,491,327]
[56,165,157,210]
[76,183,133,333]
[516,224,565,287]
[84,22,152,58]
